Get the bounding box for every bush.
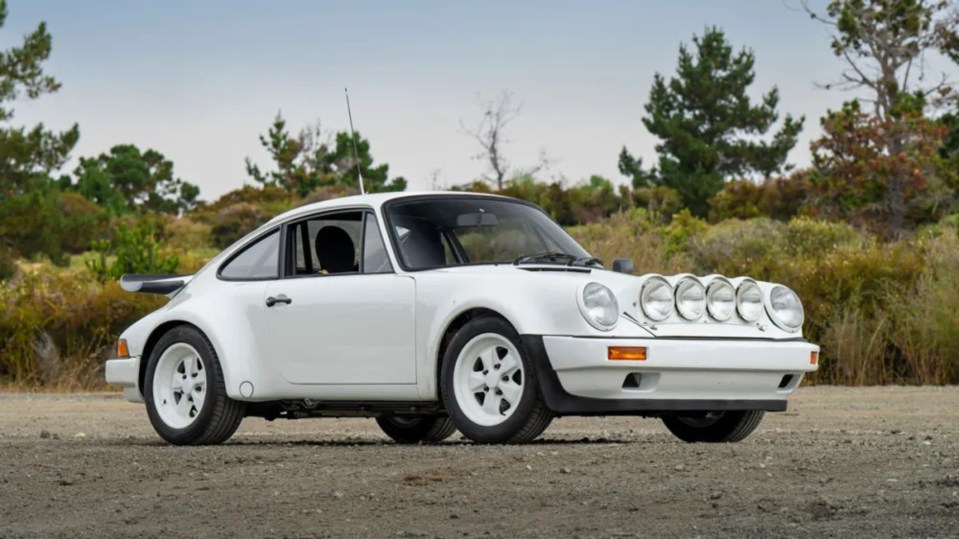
[161,217,212,252]
[191,185,292,248]
[0,189,107,265]
[887,230,959,384]
[629,186,684,223]
[708,173,810,223]
[87,218,179,282]
[0,244,16,281]
[569,212,690,276]
[0,268,164,388]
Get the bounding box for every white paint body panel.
[543,336,818,401]
[107,191,819,410]
[264,274,416,385]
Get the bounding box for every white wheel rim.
[152,343,207,429]
[452,333,525,427]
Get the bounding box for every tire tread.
[145,326,245,445]
[662,410,765,443]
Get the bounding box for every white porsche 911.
[106,191,819,445]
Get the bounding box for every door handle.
[266,294,292,307]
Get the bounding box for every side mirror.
[612,258,634,275]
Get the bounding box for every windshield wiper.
[513,252,605,268]
[571,256,603,268]
[512,252,578,265]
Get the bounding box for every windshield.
[384,196,591,270]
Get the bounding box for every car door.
[263,210,416,385]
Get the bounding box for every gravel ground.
[0,386,957,538]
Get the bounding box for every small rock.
[74,432,86,439]
[58,479,74,486]
[674,464,685,471]
[709,492,722,500]
[39,430,51,439]
[560,468,572,474]
[525,465,532,471]
[332,491,343,499]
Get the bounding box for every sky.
[3,0,955,200]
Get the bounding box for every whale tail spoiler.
[119,274,193,296]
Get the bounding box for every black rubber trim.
[520,335,788,416]
[630,335,810,343]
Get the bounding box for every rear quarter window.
[219,230,280,280]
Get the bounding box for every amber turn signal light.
[117,339,130,358]
[608,346,647,361]
[810,351,819,365]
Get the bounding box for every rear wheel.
[144,326,245,445]
[661,410,765,443]
[440,316,553,444]
[375,415,457,444]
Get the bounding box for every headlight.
[767,285,804,332]
[579,282,619,330]
[640,276,673,321]
[674,277,705,320]
[736,279,764,322]
[706,278,735,321]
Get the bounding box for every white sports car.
[106,191,819,445]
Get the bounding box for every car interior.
[285,211,393,276]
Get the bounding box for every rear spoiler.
[119,274,194,296]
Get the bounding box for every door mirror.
[612,258,634,275]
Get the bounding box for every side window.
[285,212,363,276]
[362,214,393,274]
[219,230,280,280]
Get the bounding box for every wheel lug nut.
[494,364,501,369]
[484,387,489,392]
[502,375,509,382]
[483,370,488,375]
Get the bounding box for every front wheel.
[144,326,245,445]
[661,410,765,443]
[375,415,457,444]
[440,316,553,444]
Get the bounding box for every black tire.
[440,315,553,444]
[375,415,457,444]
[661,410,765,443]
[144,326,245,445]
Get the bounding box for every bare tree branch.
[460,91,523,190]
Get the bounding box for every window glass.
[362,214,393,274]
[386,198,589,270]
[286,212,363,276]
[220,230,280,279]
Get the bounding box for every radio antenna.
[344,88,365,195]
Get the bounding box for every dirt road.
[0,387,956,538]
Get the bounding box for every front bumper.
[105,356,143,403]
[523,335,819,416]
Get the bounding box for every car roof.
[265,190,513,225]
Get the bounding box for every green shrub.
[0,244,16,281]
[0,189,107,265]
[161,216,212,252]
[0,269,164,388]
[886,230,959,384]
[569,212,690,275]
[87,218,179,282]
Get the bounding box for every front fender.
[413,270,653,399]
